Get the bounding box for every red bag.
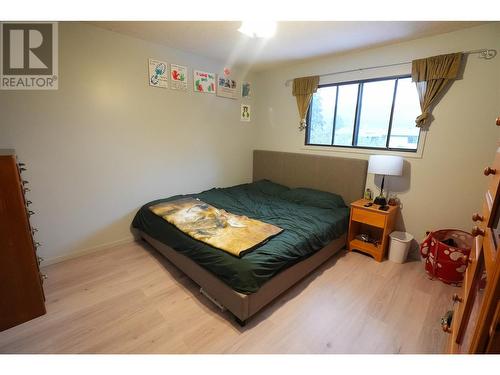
[420,229,473,286]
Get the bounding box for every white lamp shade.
[368,155,403,176]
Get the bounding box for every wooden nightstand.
[347,199,398,262]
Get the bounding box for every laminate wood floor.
[0,241,455,354]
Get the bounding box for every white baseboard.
[41,236,136,267]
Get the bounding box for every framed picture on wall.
[216,76,237,99]
[241,81,252,98]
[240,104,251,122]
[148,59,168,89]
[194,70,216,94]
[170,64,188,91]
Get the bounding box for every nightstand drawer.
[351,208,386,228]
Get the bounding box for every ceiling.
[89,21,487,71]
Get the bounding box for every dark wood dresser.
[0,149,46,331]
[443,118,500,353]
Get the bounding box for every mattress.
[132,181,349,294]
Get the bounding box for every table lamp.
[368,155,403,206]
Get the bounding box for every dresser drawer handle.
[34,242,42,248]
[31,227,38,234]
[484,167,496,176]
[18,167,27,172]
[37,256,44,265]
[26,200,33,206]
[22,180,29,185]
[471,226,485,237]
[41,274,48,280]
[23,187,31,194]
[472,213,484,222]
[27,210,35,216]
[452,293,463,303]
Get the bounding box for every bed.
[132,150,368,324]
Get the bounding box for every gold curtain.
[411,52,463,127]
[292,76,320,131]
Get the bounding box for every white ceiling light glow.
[238,21,277,38]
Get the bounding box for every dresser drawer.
[0,153,46,331]
[351,208,386,228]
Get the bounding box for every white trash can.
[388,231,414,263]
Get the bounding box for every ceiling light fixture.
[238,21,277,38]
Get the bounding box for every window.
[305,76,421,151]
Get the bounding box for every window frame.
[305,74,421,153]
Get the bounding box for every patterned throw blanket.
[149,198,283,257]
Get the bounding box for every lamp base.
[373,196,387,206]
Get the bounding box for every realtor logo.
[1,22,58,90]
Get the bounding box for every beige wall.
[1,22,499,264]
[253,23,500,250]
[0,22,256,263]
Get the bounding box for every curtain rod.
[284,48,497,86]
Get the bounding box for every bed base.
[139,231,346,324]
[200,288,226,312]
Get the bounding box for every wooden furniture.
[0,150,46,331]
[444,120,500,353]
[138,150,368,325]
[348,199,398,262]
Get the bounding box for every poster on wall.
[148,59,168,89]
[194,70,216,94]
[241,81,252,98]
[240,104,251,122]
[216,76,237,99]
[170,64,188,91]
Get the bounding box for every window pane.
[333,84,358,146]
[389,78,421,149]
[357,80,395,148]
[308,86,337,145]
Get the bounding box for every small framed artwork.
[171,64,188,91]
[194,70,216,94]
[216,76,237,99]
[148,59,168,89]
[241,81,251,98]
[240,104,251,122]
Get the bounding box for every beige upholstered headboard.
[253,150,368,205]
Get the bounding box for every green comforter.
[132,181,349,294]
